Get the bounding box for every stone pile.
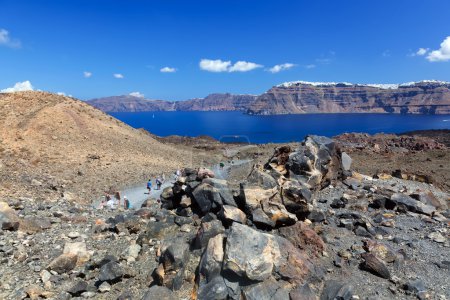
[0,135,449,299]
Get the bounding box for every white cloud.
[416,48,429,56]
[382,50,391,57]
[160,67,177,73]
[199,59,231,72]
[229,61,263,72]
[268,63,295,73]
[129,92,144,98]
[0,29,21,48]
[57,92,66,96]
[199,59,262,72]
[113,73,124,79]
[427,36,450,62]
[1,81,34,93]
[83,71,92,78]
[305,64,316,69]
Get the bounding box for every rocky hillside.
[88,93,257,113]
[247,80,450,115]
[1,135,448,299]
[0,91,210,203]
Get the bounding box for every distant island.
[87,80,450,115]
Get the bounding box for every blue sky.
[1,0,449,100]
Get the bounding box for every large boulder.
[286,135,343,190]
[194,219,225,249]
[281,180,312,216]
[223,222,314,284]
[247,167,278,189]
[200,234,224,281]
[223,223,279,281]
[241,185,278,212]
[158,236,191,290]
[260,198,297,227]
[278,222,325,258]
[218,205,247,224]
[192,178,236,214]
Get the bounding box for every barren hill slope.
[0,91,204,203]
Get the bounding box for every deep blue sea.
[110,111,450,144]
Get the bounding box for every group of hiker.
[98,171,180,210]
[146,173,166,193]
[99,190,130,210]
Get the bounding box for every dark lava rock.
[242,277,290,300]
[160,237,190,271]
[247,167,278,189]
[98,261,124,283]
[142,285,176,300]
[194,219,225,249]
[404,279,426,294]
[290,283,317,300]
[320,280,353,300]
[308,210,326,222]
[67,280,88,296]
[251,208,275,229]
[361,253,390,279]
[330,198,346,209]
[354,226,373,238]
[198,276,229,300]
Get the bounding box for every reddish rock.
[278,222,325,257]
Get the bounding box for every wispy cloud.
[129,91,144,98]
[315,51,335,65]
[268,63,295,73]
[1,81,34,93]
[160,67,177,73]
[113,73,124,79]
[426,36,450,62]
[0,29,21,48]
[416,48,429,56]
[199,59,262,72]
[83,71,92,78]
[305,64,316,69]
[382,50,391,57]
[408,48,429,57]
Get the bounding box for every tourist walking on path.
[156,177,162,190]
[123,196,130,209]
[146,179,152,193]
[114,191,121,208]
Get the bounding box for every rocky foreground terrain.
[0,91,215,203]
[1,134,448,300]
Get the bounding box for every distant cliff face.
[87,96,175,112]
[88,93,256,112]
[247,80,450,115]
[88,80,450,114]
[174,93,256,111]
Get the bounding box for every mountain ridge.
[86,80,450,114]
